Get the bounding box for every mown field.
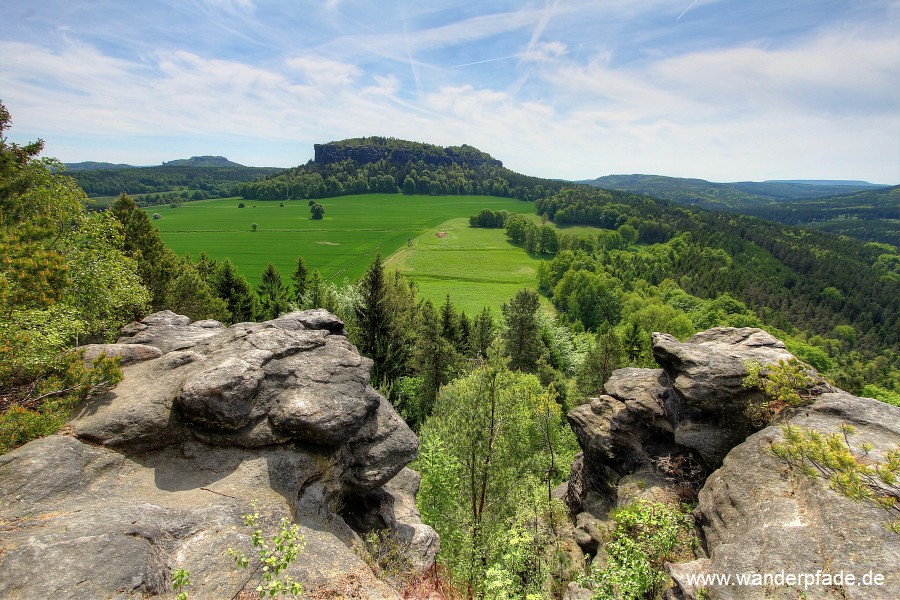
[385,217,547,314]
[148,195,538,296]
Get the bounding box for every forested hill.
[161,155,246,167]
[532,186,900,358]
[737,185,900,246]
[579,174,886,208]
[68,163,284,197]
[238,137,566,200]
[580,174,897,246]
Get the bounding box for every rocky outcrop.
[0,310,437,600]
[565,327,899,599]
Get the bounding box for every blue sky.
[1,0,898,182]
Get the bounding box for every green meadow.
[148,195,538,297]
[385,217,545,314]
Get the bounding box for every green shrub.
[0,351,122,454]
[227,502,305,597]
[742,358,821,426]
[579,500,697,600]
[770,424,900,534]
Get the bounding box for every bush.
[0,351,123,454]
[238,202,245,208]
[771,424,900,534]
[742,358,822,426]
[152,213,162,220]
[579,500,697,599]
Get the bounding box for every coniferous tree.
[458,311,472,356]
[256,263,291,320]
[213,258,256,323]
[472,307,496,359]
[292,256,309,305]
[109,193,180,310]
[501,288,542,372]
[623,319,646,364]
[303,269,324,309]
[355,254,391,383]
[414,300,456,420]
[440,295,460,347]
[577,322,623,397]
[168,267,230,322]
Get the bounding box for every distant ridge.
[64,161,135,171]
[764,179,885,187]
[162,156,245,167]
[66,156,249,170]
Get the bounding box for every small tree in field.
[310,202,324,220]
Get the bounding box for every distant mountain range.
[65,156,248,170]
[577,174,890,209]
[579,174,898,246]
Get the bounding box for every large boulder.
[0,310,436,600]
[668,393,900,599]
[566,327,900,599]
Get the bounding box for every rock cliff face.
[565,327,899,599]
[0,310,438,600]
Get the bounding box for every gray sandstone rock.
[0,310,433,600]
[566,326,900,599]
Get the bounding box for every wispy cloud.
[1,0,897,182]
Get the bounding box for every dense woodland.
[67,163,283,199]
[583,174,899,246]
[3,115,899,597]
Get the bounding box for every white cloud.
[285,55,361,88]
[1,3,897,183]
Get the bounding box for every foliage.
[501,288,543,372]
[227,503,305,597]
[742,359,821,426]
[577,323,623,398]
[309,202,324,219]
[861,384,900,407]
[469,208,511,228]
[770,424,900,534]
[237,138,563,203]
[579,500,697,600]
[255,263,292,320]
[69,164,282,199]
[172,568,190,600]
[0,351,122,454]
[414,355,578,593]
[0,105,147,412]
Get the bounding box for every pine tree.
[291,256,309,305]
[472,307,496,359]
[168,267,230,322]
[304,269,324,309]
[623,320,645,364]
[414,300,456,420]
[440,294,459,347]
[213,258,256,323]
[577,322,623,397]
[256,263,291,320]
[355,254,391,383]
[501,288,542,372]
[109,193,180,310]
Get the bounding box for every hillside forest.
[2,104,899,597]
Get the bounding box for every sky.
[1,0,898,183]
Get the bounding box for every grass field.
[385,217,546,314]
[148,194,537,289]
